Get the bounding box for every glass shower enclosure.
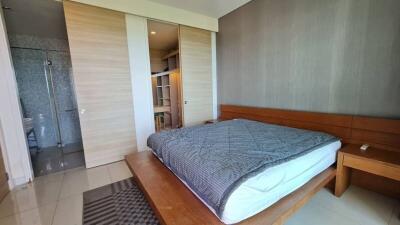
[11,47,84,176]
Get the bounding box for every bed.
[126,105,400,224]
[146,119,341,224]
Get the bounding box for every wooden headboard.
[220,104,400,152]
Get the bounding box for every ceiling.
[1,0,67,39]
[148,20,178,51]
[147,0,253,18]
[0,0,253,41]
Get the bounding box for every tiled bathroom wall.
[8,34,69,51]
[9,34,82,149]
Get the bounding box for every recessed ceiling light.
[150,31,156,35]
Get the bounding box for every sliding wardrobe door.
[64,1,136,167]
[179,26,213,126]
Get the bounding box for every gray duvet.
[147,119,338,217]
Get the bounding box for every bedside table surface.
[205,119,221,124]
[340,144,400,166]
[335,144,400,197]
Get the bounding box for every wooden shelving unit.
[151,49,182,132]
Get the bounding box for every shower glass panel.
[12,48,59,148]
[47,51,83,153]
[12,47,83,152]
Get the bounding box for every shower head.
[1,6,12,10]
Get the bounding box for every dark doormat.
[82,178,160,225]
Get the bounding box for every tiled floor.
[0,161,398,225]
[0,161,132,225]
[286,186,399,225]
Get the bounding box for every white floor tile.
[0,181,61,218]
[52,194,82,225]
[15,181,62,207]
[59,165,111,199]
[285,199,361,225]
[107,161,132,183]
[0,203,56,225]
[32,172,64,186]
[0,194,20,219]
[310,186,396,225]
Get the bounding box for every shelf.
[161,49,179,60]
[151,69,179,77]
[154,106,171,113]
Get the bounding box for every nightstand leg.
[335,152,351,197]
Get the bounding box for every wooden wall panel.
[221,105,353,127]
[64,1,136,167]
[220,105,353,141]
[352,117,400,134]
[350,116,400,152]
[180,26,213,126]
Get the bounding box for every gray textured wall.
[217,0,400,118]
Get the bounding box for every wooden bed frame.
[125,104,400,225]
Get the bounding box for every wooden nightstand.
[204,119,221,124]
[335,144,400,197]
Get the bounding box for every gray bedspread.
[147,119,338,217]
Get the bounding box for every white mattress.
[222,140,341,224]
[152,140,341,224]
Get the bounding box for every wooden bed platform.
[125,104,400,224]
[126,151,336,225]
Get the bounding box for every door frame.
[0,6,33,188]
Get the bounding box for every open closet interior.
[148,20,182,132]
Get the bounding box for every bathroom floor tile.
[30,145,85,177]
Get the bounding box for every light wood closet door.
[64,1,136,168]
[179,26,213,126]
